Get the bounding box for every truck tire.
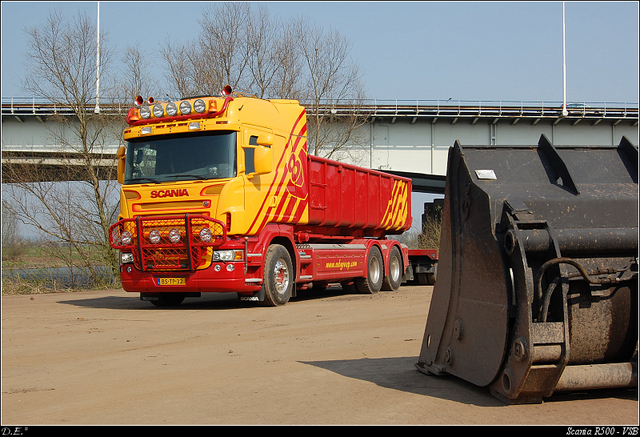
[381,246,402,291]
[262,244,294,306]
[356,246,383,294]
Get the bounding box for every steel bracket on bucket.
[416,135,638,404]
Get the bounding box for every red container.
[306,155,412,234]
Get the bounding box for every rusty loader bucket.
[416,134,638,404]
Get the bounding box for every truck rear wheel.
[262,244,293,306]
[381,246,402,291]
[356,246,383,294]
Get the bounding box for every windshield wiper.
[166,174,205,180]
[127,177,162,184]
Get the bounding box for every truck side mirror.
[116,146,126,184]
[254,146,272,175]
[256,134,273,147]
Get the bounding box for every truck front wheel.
[262,244,293,306]
[356,246,383,294]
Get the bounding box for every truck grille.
[109,214,226,272]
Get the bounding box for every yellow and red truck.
[109,87,422,306]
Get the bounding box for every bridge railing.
[2,96,638,120]
[307,99,638,119]
[1,96,129,116]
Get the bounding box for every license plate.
[157,277,186,286]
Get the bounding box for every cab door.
[240,127,277,235]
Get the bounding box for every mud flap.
[239,284,265,302]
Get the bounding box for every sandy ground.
[1,285,638,426]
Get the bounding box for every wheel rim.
[390,256,401,281]
[273,259,290,295]
[370,255,381,284]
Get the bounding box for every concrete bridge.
[2,96,638,193]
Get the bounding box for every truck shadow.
[299,356,638,407]
[57,292,243,310]
[57,285,354,310]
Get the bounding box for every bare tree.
[270,23,305,100]
[160,3,253,98]
[199,3,252,92]
[3,9,120,286]
[246,4,281,98]
[2,199,26,262]
[160,37,198,98]
[291,17,369,160]
[159,3,369,160]
[118,44,158,103]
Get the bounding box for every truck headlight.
[120,252,134,264]
[212,250,243,262]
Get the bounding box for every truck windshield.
[124,131,237,184]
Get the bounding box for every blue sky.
[1,1,638,104]
[2,1,637,236]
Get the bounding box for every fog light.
[214,264,221,272]
[226,263,235,272]
[120,230,132,245]
[194,99,206,113]
[166,102,178,116]
[180,100,191,115]
[152,104,164,118]
[168,228,181,243]
[149,229,161,244]
[200,227,213,242]
[121,252,134,264]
